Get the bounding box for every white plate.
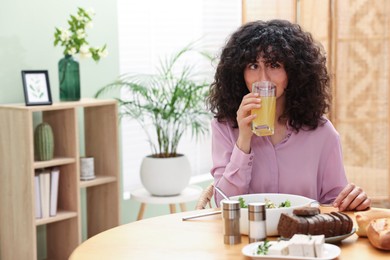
[325,228,356,243]
[242,241,341,260]
[280,228,357,244]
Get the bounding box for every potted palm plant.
[95,44,212,196]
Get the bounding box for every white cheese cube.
[289,234,316,257]
[302,238,315,257]
[268,241,289,256]
[311,235,325,257]
[288,235,305,256]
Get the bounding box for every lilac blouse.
[211,118,348,205]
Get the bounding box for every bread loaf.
[355,208,390,237]
[293,207,321,216]
[278,209,353,239]
[367,218,390,250]
[331,212,353,235]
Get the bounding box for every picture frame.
[21,70,53,106]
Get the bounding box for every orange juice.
[251,96,276,136]
[251,81,276,136]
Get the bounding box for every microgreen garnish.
[256,240,271,255]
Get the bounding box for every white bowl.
[226,193,316,236]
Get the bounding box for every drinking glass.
[251,81,276,136]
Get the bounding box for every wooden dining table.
[69,206,389,259]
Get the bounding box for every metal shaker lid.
[248,202,266,212]
[221,200,240,210]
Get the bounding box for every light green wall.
[0,0,119,104]
[1,1,214,259]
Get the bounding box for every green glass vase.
[58,55,80,101]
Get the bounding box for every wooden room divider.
[243,0,390,203]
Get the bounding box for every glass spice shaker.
[248,202,267,243]
[222,200,241,245]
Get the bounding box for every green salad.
[238,197,291,209]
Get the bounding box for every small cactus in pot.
[34,122,54,161]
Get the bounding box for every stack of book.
[34,167,60,219]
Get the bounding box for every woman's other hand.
[333,183,371,211]
[236,92,260,153]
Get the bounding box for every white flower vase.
[140,154,191,196]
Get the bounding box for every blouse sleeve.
[317,127,348,204]
[210,119,254,205]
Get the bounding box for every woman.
[207,19,370,211]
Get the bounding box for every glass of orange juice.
[251,81,276,136]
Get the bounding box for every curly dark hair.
[207,19,330,131]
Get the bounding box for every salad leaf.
[238,197,248,208]
[264,198,276,208]
[278,200,291,208]
[238,197,291,209]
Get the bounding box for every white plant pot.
[140,154,191,196]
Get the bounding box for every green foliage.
[54,7,107,61]
[95,43,212,158]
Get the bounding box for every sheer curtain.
[117,0,242,197]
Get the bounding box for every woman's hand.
[333,183,371,211]
[236,92,261,153]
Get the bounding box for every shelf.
[35,210,78,226]
[79,176,117,188]
[34,157,76,169]
[1,98,116,111]
[0,98,120,259]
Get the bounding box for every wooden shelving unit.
[0,98,120,260]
